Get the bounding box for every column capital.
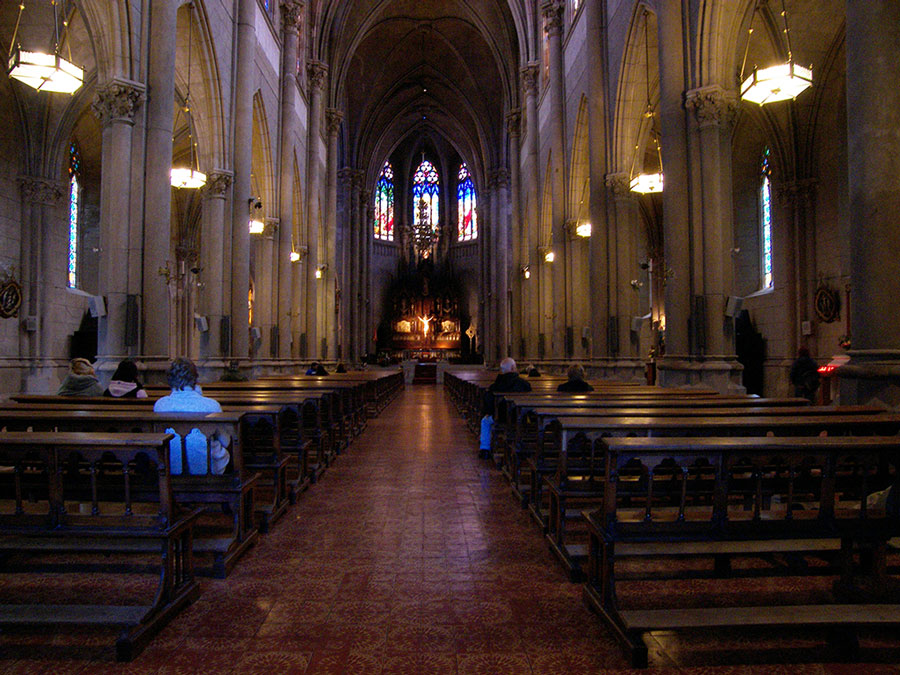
[203,170,233,198]
[506,109,521,137]
[521,62,540,96]
[489,168,510,190]
[325,108,344,137]
[281,0,305,34]
[337,167,356,188]
[541,1,565,35]
[17,176,65,205]
[91,79,146,127]
[684,85,740,130]
[605,172,634,200]
[307,60,328,91]
[360,188,371,204]
[775,178,818,207]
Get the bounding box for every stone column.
[199,171,232,359]
[586,0,610,361]
[607,173,640,360]
[480,181,493,361]
[337,169,354,361]
[655,0,693,381]
[142,0,178,360]
[493,168,511,358]
[685,85,740,361]
[305,60,327,359]
[324,108,343,359]
[345,171,360,363]
[357,184,369,362]
[92,79,145,362]
[542,0,567,359]
[521,63,540,360]
[230,0,256,359]
[364,199,375,357]
[839,0,900,405]
[507,111,524,358]
[278,0,304,359]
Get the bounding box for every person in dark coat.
[789,346,820,403]
[557,364,594,392]
[479,357,531,458]
[57,358,104,397]
[104,359,148,398]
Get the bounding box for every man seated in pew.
[154,357,229,474]
[479,357,531,459]
[104,358,148,398]
[556,363,594,393]
[57,358,104,397]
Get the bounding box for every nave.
[1,386,897,673]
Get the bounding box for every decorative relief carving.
[490,168,510,190]
[685,85,739,129]
[506,109,521,137]
[774,178,817,208]
[203,170,233,197]
[91,79,146,126]
[337,168,355,189]
[325,108,344,137]
[605,172,633,200]
[307,61,328,91]
[281,0,304,33]
[521,63,540,96]
[541,1,565,34]
[18,177,65,206]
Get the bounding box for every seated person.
[335,362,347,373]
[104,358,148,398]
[557,364,594,392]
[57,358,104,397]
[315,363,329,375]
[480,357,531,458]
[526,364,541,377]
[306,362,320,375]
[154,357,229,474]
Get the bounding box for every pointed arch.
[568,95,590,227]
[251,91,276,220]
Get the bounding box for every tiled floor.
[2,386,900,673]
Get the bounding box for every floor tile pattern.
[1,386,899,673]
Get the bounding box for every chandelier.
[413,196,435,258]
[630,11,663,194]
[7,1,84,94]
[170,4,206,188]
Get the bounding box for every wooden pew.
[0,431,202,661]
[0,409,259,578]
[581,435,900,667]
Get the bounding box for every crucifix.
[418,313,435,338]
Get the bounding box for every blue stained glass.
[413,159,439,233]
[68,143,81,289]
[457,163,477,241]
[761,147,773,289]
[374,161,394,241]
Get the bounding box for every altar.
[390,293,461,351]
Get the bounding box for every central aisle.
[147,385,627,673]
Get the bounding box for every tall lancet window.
[374,161,394,241]
[412,158,440,257]
[67,142,81,289]
[457,163,477,241]
[760,146,773,289]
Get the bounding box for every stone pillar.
[586,0,610,361]
[357,185,369,362]
[364,199,375,357]
[305,60,327,359]
[199,171,232,360]
[607,173,641,360]
[655,0,693,382]
[839,0,900,404]
[685,85,740,361]
[521,63,540,360]
[278,0,304,360]
[92,79,145,362]
[507,111,524,358]
[142,0,178,360]
[230,0,256,359]
[480,181,493,361]
[493,168,511,358]
[337,169,354,361]
[542,0,567,359]
[346,172,361,363]
[324,108,343,359]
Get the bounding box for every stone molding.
[521,62,540,96]
[91,79,146,127]
[203,170,233,198]
[325,108,344,137]
[684,85,739,130]
[605,172,633,200]
[307,60,328,91]
[281,0,304,34]
[506,109,521,137]
[541,0,565,34]
[18,176,65,206]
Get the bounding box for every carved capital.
[521,62,540,96]
[337,167,355,188]
[490,168,510,190]
[775,178,818,207]
[307,60,328,92]
[281,0,304,34]
[360,188,371,205]
[506,109,521,137]
[541,0,564,35]
[18,176,65,206]
[605,172,633,200]
[203,170,233,197]
[325,108,344,137]
[91,79,146,127]
[684,85,740,130]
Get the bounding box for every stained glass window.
[760,146,773,289]
[542,16,550,84]
[67,142,81,289]
[374,161,394,241]
[457,163,477,241]
[413,158,440,234]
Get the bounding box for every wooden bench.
[0,409,260,578]
[581,435,900,667]
[0,431,202,661]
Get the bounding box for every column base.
[836,350,900,407]
[655,355,746,394]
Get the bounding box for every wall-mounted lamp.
[522,265,531,280]
[290,251,301,263]
[539,247,555,263]
[290,245,308,263]
[575,222,592,238]
[248,197,264,234]
[315,264,327,279]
